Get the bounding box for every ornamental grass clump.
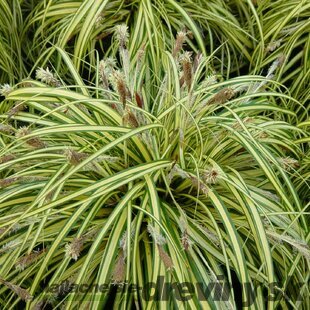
[0,25,308,310]
[0,1,27,84]
[23,0,258,75]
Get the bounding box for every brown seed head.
[278,157,299,171]
[158,245,174,270]
[64,148,88,165]
[112,251,126,284]
[208,88,235,105]
[0,177,20,188]
[65,237,84,261]
[7,102,25,118]
[180,52,193,89]
[111,70,127,106]
[123,106,139,128]
[115,24,129,48]
[16,127,46,148]
[0,279,33,301]
[172,31,187,58]
[0,124,14,134]
[202,167,221,184]
[15,249,46,270]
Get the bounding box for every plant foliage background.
[0,0,309,309]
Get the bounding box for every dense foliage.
[0,1,309,309]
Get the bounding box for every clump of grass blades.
[250,0,310,123]
[0,26,309,310]
[24,0,258,76]
[0,1,27,84]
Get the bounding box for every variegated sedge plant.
[24,0,259,77]
[250,0,310,124]
[0,0,27,84]
[0,26,309,309]
[248,0,310,208]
